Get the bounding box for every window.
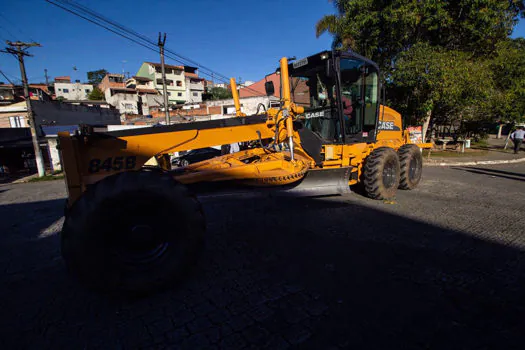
[156,79,174,86]
[58,88,62,91]
[176,80,182,87]
[63,88,69,93]
[193,92,198,97]
[85,89,91,93]
[167,92,171,96]
[9,116,26,128]
[339,58,378,136]
[289,62,339,142]
[177,92,182,97]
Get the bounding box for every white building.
[136,62,187,104]
[184,70,205,103]
[104,88,139,118]
[205,95,280,116]
[54,81,94,100]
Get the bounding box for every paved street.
[1,163,525,349]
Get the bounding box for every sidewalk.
[424,135,525,166]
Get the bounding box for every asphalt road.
[1,163,525,349]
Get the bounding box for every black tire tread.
[363,147,400,200]
[61,170,205,295]
[398,144,423,190]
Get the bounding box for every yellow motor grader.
[58,50,431,294]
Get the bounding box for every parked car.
[171,147,222,167]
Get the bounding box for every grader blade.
[195,167,352,202]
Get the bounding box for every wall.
[31,100,120,126]
[47,138,61,171]
[98,74,125,92]
[153,66,186,103]
[0,102,28,128]
[140,94,162,115]
[136,63,186,104]
[205,95,279,116]
[185,77,204,103]
[105,90,139,115]
[54,82,94,100]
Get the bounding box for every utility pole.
[3,41,45,177]
[158,32,170,125]
[44,68,49,86]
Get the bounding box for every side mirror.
[265,81,275,96]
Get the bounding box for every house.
[54,76,71,83]
[0,84,52,105]
[54,77,94,100]
[205,95,280,117]
[0,99,121,175]
[135,62,187,105]
[0,101,27,128]
[239,72,280,99]
[104,87,139,118]
[0,85,17,105]
[98,73,125,92]
[184,67,205,103]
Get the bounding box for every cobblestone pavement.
[1,164,525,349]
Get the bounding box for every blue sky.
[0,0,524,85]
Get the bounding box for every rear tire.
[61,170,205,296]
[398,144,423,190]
[363,147,400,200]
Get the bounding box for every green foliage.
[203,87,232,101]
[87,69,108,85]
[28,174,64,182]
[317,0,525,127]
[87,87,105,101]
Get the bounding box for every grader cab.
[58,50,431,294]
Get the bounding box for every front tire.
[61,170,205,295]
[363,147,400,200]
[398,144,423,190]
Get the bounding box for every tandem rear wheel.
[362,145,423,200]
[61,170,205,296]
[363,147,401,200]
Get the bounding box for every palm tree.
[315,1,354,49]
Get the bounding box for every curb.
[425,157,525,167]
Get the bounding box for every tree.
[316,0,525,138]
[87,87,105,101]
[203,87,232,101]
[87,69,108,85]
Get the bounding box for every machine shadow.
[452,166,525,182]
[1,194,525,349]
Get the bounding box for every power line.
[0,24,17,40]
[61,0,233,82]
[0,70,15,85]
[47,0,264,94]
[0,12,36,42]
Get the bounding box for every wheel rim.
[114,223,170,266]
[409,156,421,181]
[382,159,397,188]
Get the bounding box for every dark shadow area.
[463,166,525,178]
[1,194,525,349]
[452,166,525,182]
[0,188,8,194]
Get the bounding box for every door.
[338,56,379,142]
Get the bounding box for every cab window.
[339,58,379,137]
[289,65,340,143]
